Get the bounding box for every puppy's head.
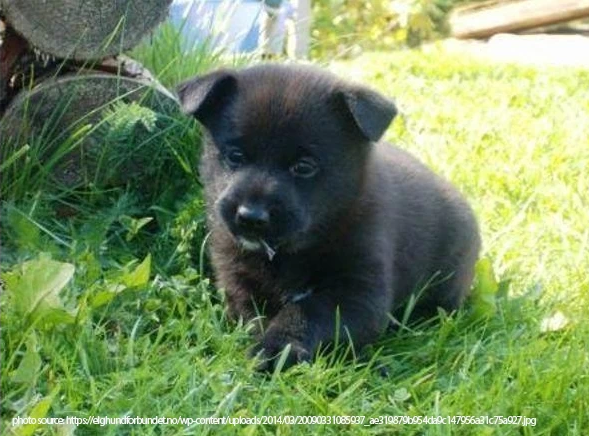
[177,64,397,255]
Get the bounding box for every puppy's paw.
[249,336,311,372]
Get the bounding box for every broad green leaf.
[15,388,58,436]
[119,215,154,241]
[88,280,129,309]
[89,273,143,308]
[121,254,151,288]
[41,308,77,327]
[2,254,77,327]
[12,334,42,385]
[470,258,499,320]
[90,290,117,308]
[4,206,41,252]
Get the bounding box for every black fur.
[177,64,481,371]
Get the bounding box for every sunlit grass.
[1,37,588,435]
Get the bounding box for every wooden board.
[1,0,171,59]
[450,0,589,38]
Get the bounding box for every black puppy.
[177,64,480,370]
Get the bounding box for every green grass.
[1,35,588,435]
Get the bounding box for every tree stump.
[1,0,172,60]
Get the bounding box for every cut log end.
[3,0,172,59]
[0,74,181,189]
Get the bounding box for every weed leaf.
[122,253,152,288]
[12,334,42,385]
[2,254,77,327]
[15,388,58,436]
[470,258,499,320]
[119,215,154,241]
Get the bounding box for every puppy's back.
[369,142,480,316]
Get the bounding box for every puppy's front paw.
[249,335,311,372]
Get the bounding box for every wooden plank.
[450,0,589,39]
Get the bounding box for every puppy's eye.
[290,157,319,178]
[225,148,246,168]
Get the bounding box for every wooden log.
[450,0,589,39]
[1,20,72,115]
[0,71,180,189]
[1,0,172,60]
[1,22,30,112]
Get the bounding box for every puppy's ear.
[176,69,237,123]
[341,87,397,142]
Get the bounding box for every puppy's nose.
[236,205,270,231]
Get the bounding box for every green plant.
[310,0,492,59]
[311,0,439,58]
